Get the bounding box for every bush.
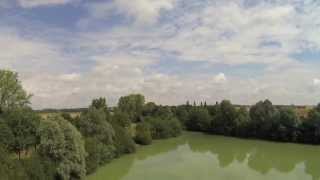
[0,120,14,150]
[0,146,17,180]
[111,110,131,128]
[22,154,55,180]
[298,108,320,144]
[85,138,101,174]
[76,107,115,145]
[147,116,182,139]
[234,107,250,137]
[211,100,238,135]
[38,116,86,180]
[249,100,280,138]
[84,138,115,174]
[186,107,211,132]
[135,122,152,145]
[113,125,136,155]
[272,107,300,142]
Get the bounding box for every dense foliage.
[146,116,182,139]
[134,122,152,145]
[38,115,87,179]
[2,107,40,159]
[118,94,145,123]
[0,70,31,113]
[176,100,320,144]
[0,69,183,179]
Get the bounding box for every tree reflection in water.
[187,132,320,180]
[88,132,320,180]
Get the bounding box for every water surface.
[88,132,320,180]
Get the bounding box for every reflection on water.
[87,132,320,180]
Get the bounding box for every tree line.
[1,69,320,180]
[0,70,182,180]
[175,100,320,144]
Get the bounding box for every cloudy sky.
[0,0,320,109]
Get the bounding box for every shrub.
[147,116,182,139]
[135,122,152,145]
[186,107,211,132]
[38,116,86,179]
[113,125,136,155]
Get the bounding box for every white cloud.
[160,2,301,66]
[18,53,320,108]
[17,0,75,8]
[21,54,156,109]
[213,73,227,84]
[86,0,177,24]
[59,73,81,81]
[0,28,67,71]
[80,0,309,68]
[2,0,320,108]
[313,78,320,86]
[67,0,320,106]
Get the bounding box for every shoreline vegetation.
[1,69,320,180]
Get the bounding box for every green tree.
[84,138,105,174]
[0,119,14,150]
[38,116,86,180]
[90,97,111,120]
[58,117,86,179]
[234,107,250,137]
[61,112,73,122]
[207,103,219,117]
[3,107,40,159]
[276,107,300,141]
[299,107,320,144]
[91,97,107,110]
[175,106,189,126]
[112,125,136,156]
[84,138,117,174]
[186,107,211,132]
[76,107,115,146]
[0,146,16,180]
[211,100,238,135]
[118,94,145,122]
[152,105,174,119]
[38,118,65,161]
[0,70,31,113]
[111,109,130,128]
[249,100,279,138]
[75,107,117,172]
[21,154,55,180]
[142,102,157,117]
[147,116,182,139]
[135,122,152,145]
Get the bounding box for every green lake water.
[87,132,320,180]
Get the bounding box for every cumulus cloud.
[0,28,68,72]
[81,0,316,68]
[21,54,155,109]
[86,0,177,24]
[313,78,320,86]
[2,0,320,108]
[17,0,76,8]
[213,73,227,84]
[160,1,301,66]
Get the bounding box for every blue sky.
[0,0,320,109]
